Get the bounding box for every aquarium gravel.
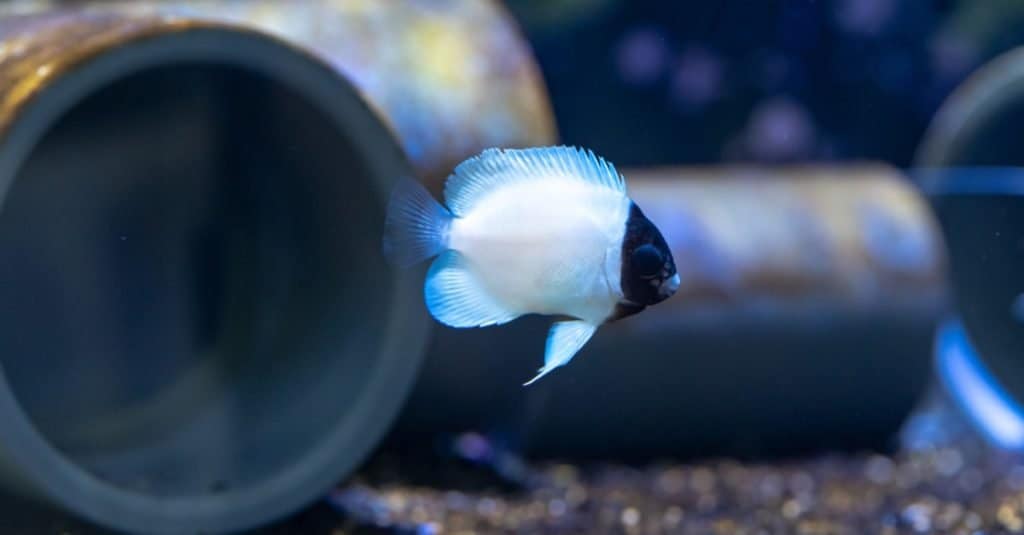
[322,444,1024,535]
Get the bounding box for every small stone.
[901,502,934,533]
[548,498,567,517]
[691,467,716,493]
[964,512,983,530]
[621,507,640,527]
[935,502,964,530]
[789,472,815,494]
[782,498,804,519]
[998,502,1024,533]
[656,467,687,495]
[935,449,964,477]
[865,455,895,484]
[662,506,684,528]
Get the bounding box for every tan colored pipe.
[0,0,559,184]
[0,8,427,534]
[623,165,947,323]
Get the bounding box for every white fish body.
[449,177,630,324]
[383,146,679,384]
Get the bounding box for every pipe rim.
[0,23,428,534]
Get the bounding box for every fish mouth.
[658,273,681,299]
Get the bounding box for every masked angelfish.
[383,146,680,385]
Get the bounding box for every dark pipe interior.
[927,98,1024,398]
[0,62,388,497]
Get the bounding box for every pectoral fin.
[523,320,598,386]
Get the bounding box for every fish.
[383,146,680,384]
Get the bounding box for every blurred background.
[3,0,1024,534]
[509,0,988,166]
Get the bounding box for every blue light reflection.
[935,319,1024,450]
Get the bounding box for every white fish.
[383,146,680,384]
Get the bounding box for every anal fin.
[524,320,598,385]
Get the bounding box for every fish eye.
[632,244,664,278]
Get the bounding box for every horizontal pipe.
[0,9,427,534]
[0,0,559,182]
[626,164,948,319]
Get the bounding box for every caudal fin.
[383,177,453,267]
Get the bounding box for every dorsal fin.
[443,146,626,216]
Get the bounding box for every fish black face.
[613,202,680,320]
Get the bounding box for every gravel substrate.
[325,441,1024,535]
[16,400,1021,534]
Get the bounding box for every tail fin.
[383,177,453,267]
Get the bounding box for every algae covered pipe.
[0,0,559,183]
[628,164,947,313]
[0,9,429,534]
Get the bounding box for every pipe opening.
[0,60,389,498]
[925,84,1024,404]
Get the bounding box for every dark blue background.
[508,0,1024,167]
